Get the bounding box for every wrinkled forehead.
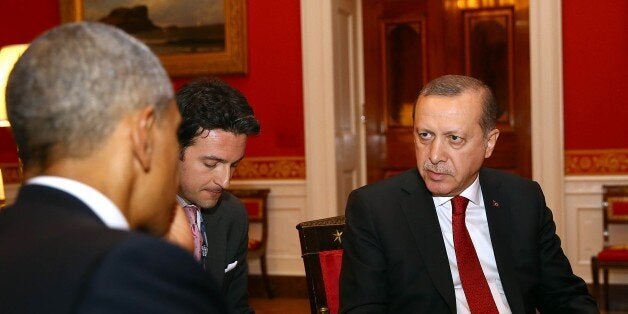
[415,91,483,116]
[414,93,485,134]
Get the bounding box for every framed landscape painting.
[60,0,247,76]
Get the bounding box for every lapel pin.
[492,200,500,207]
[332,229,343,244]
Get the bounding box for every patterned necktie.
[451,195,499,314]
[183,204,203,261]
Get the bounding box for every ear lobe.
[131,106,156,171]
[484,129,500,158]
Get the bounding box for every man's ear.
[484,128,500,158]
[131,106,156,171]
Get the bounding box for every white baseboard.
[232,179,307,276]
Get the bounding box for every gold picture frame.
[60,0,247,76]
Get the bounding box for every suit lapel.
[203,207,226,288]
[480,170,525,314]
[400,171,456,313]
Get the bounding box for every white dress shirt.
[433,176,511,314]
[27,176,129,230]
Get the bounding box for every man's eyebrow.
[201,156,227,163]
[443,129,467,136]
[415,128,434,134]
[200,155,245,164]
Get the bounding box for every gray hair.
[6,22,174,170]
[415,75,501,135]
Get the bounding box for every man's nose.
[215,165,232,189]
[428,139,446,165]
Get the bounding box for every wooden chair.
[296,215,345,314]
[591,185,628,310]
[230,188,273,298]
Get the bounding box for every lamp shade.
[0,44,28,127]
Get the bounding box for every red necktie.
[183,204,203,261]
[452,195,499,314]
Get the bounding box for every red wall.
[562,0,628,150]
[4,1,625,172]
[0,0,304,162]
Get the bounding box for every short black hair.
[176,77,260,149]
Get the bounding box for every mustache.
[423,161,453,175]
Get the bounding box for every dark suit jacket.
[0,185,226,314]
[201,191,252,314]
[339,168,598,314]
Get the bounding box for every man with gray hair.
[0,22,225,313]
[340,75,597,313]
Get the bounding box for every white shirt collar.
[26,176,129,230]
[176,195,192,207]
[433,175,481,207]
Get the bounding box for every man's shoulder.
[215,191,248,220]
[62,228,183,265]
[480,167,538,189]
[353,168,420,196]
[89,230,210,292]
[0,221,191,313]
[81,231,227,313]
[104,231,201,267]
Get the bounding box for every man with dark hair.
[0,22,225,313]
[340,75,598,313]
[176,77,260,314]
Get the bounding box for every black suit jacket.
[340,168,598,313]
[0,185,226,314]
[201,191,252,313]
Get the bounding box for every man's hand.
[164,204,195,253]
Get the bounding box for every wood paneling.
[363,0,530,182]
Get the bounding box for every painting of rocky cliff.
[84,0,225,54]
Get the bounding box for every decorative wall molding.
[231,179,307,276]
[232,156,305,180]
[564,175,628,283]
[565,149,628,175]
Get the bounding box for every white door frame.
[301,0,565,236]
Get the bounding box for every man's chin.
[197,198,219,209]
[425,181,456,197]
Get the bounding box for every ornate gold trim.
[232,156,305,180]
[0,156,306,183]
[565,149,628,175]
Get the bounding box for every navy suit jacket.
[340,168,598,313]
[201,191,252,313]
[0,185,226,314]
